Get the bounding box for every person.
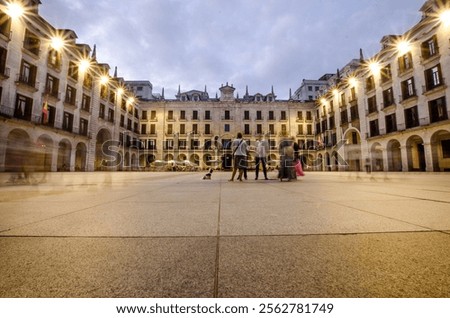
[255,136,269,180]
[229,132,248,182]
[278,136,297,181]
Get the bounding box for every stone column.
[382,147,389,172]
[400,145,409,172]
[423,141,434,172]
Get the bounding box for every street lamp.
[440,9,450,27]
[5,1,25,19]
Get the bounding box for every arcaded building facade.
[0,0,141,172]
[314,0,450,172]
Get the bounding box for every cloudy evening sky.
[40,0,426,99]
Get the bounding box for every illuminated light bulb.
[117,87,124,95]
[369,62,381,75]
[100,75,109,85]
[50,36,65,51]
[6,2,25,19]
[79,59,91,73]
[440,9,450,27]
[348,77,357,87]
[332,89,339,96]
[397,40,411,55]
[128,97,135,104]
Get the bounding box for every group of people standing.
[228,133,301,182]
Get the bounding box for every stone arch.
[75,142,87,171]
[57,139,72,171]
[190,153,200,166]
[96,128,114,170]
[370,142,384,172]
[406,135,426,171]
[343,128,362,171]
[387,139,402,171]
[317,153,324,171]
[430,129,450,172]
[36,134,54,172]
[4,129,32,172]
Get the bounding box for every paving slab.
[218,232,450,298]
[0,236,216,298]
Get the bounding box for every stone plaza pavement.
[0,170,449,298]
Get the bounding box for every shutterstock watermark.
[100,136,349,169]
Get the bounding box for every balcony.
[0,67,10,80]
[15,74,39,92]
[422,80,447,97]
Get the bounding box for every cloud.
[40,0,425,99]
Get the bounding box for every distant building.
[125,80,155,101]
[293,74,334,101]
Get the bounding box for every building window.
[381,64,392,83]
[45,74,59,97]
[224,124,230,132]
[429,97,448,123]
[178,139,186,150]
[224,110,231,120]
[382,87,395,108]
[63,111,74,132]
[308,86,313,91]
[14,94,33,120]
[99,103,105,119]
[269,124,275,135]
[297,111,303,120]
[81,94,91,112]
[68,61,79,81]
[108,108,114,123]
[385,113,397,134]
[244,124,250,135]
[165,139,174,150]
[368,96,377,114]
[281,124,287,136]
[141,124,147,134]
[79,118,88,136]
[244,110,250,120]
[297,124,303,135]
[23,29,40,56]
[256,124,262,134]
[350,105,359,121]
[369,119,379,137]
[167,110,174,120]
[398,52,413,73]
[47,48,62,70]
[340,109,348,125]
[150,110,156,120]
[256,110,262,120]
[180,124,186,135]
[401,77,416,100]
[83,72,93,89]
[307,124,312,135]
[329,116,335,129]
[205,110,211,120]
[421,35,439,60]
[268,111,275,120]
[167,124,173,135]
[0,12,11,38]
[100,85,107,100]
[366,76,375,92]
[425,64,442,91]
[340,93,346,106]
[150,124,156,135]
[405,106,419,129]
[19,60,37,87]
[65,85,76,105]
[192,110,199,120]
[306,111,312,121]
[120,115,125,128]
[192,124,198,134]
[205,124,211,135]
[280,111,287,120]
